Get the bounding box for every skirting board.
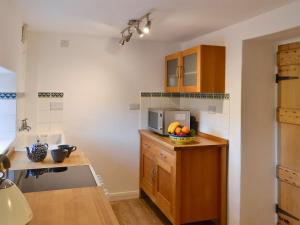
[107,190,139,201]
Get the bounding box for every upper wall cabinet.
[165,45,225,93]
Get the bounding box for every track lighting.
[136,26,144,38]
[119,39,125,46]
[143,16,151,34]
[120,29,132,45]
[126,32,133,42]
[119,12,151,45]
[119,33,125,45]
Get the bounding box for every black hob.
[8,165,98,193]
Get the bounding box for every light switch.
[129,103,140,110]
[208,105,217,114]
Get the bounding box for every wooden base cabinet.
[139,130,228,225]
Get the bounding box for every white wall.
[0,71,17,141]
[0,72,16,92]
[140,96,230,138]
[0,0,27,146]
[181,1,300,225]
[180,97,230,138]
[241,40,277,225]
[25,32,178,195]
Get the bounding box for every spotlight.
[143,20,151,34]
[125,32,132,42]
[119,38,125,46]
[119,12,151,44]
[136,27,144,38]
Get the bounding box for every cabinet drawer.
[141,136,158,155]
[142,137,175,166]
[156,148,175,173]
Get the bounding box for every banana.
[168,121,181,134]
[168,122,176,133]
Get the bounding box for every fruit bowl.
[169,134,196,145]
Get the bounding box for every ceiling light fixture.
[119,36,125,46]
[119,12,151,45]
[125,30,133,42]
[136,25,144,38]
[143,16,151,34]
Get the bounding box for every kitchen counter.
[139,129,228,151]
[0,138,14,154]
[8,149,90,170]
[25,187,120,225]
[7,149,120,225]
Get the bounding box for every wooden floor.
[111,198,216,225]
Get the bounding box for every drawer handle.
[160,153,167,160]
[144,143,150,149]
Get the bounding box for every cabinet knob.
[144,143,150,149]
[160,153,167,160]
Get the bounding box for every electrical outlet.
[60,40,70,48]
[208,105,217,114]
[129,103,140,110]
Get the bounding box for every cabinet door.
[165,52,181,92]
[180,46,201,92]
[155,150,175,221]
[140,149,156,200]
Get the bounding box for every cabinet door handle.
[175,67,179,78]
[152,168,157,180]
[160,153,167,160]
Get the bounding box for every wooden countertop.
[25,187,120,225]
[9,150,90,170]
[139,129,228,151]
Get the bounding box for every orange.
[181,126,190,134]
[175,127,182,135]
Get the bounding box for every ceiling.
[12,0,296,42]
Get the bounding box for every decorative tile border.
[38,92,64,98]
[141,92,230,100]
[0,92,17,100]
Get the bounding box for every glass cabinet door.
[181,47,200,92]
[165,53,181,92]
[183,53,197,86]
[167,59,178,87]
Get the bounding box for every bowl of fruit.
[168,122,196,145]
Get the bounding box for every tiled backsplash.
[37,92,64,133]
[140,92,230,138]
[0,93,17,139]
[141,92,230,99]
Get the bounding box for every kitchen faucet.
[19,118,31,132]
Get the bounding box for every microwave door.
[148,111,163,134]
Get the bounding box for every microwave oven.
[148,108,190,135]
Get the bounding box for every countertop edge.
[139,129,228,151]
